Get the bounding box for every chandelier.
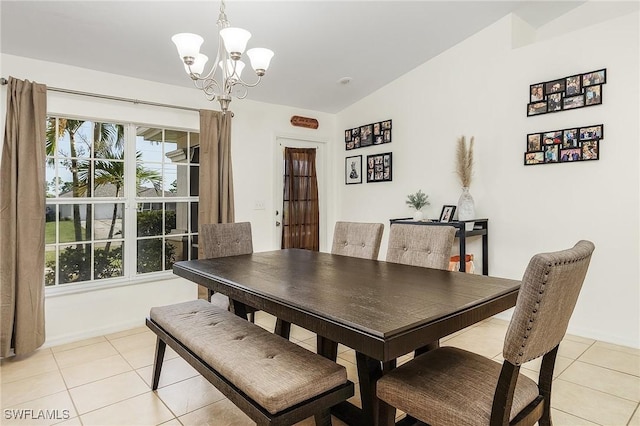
[171,0,274,113]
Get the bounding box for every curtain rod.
[0,77,200,113]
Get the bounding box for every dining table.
[173,248,521,425]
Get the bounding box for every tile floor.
[1,312,638,426]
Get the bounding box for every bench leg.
[314,408,332,426]
[274,318,291,339]
[151,337,167,390]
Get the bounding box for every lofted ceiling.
[1,1,584,113]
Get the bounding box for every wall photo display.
[524,124,603,166]
[366,152,392,182]
[345,120,392,150]
[345,155,362,185]
[527,69,605,117]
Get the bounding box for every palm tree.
[86,147,162,253]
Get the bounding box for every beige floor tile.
[52,341,119,369]
[562,333,596,345]
[119,343,179,370]
[296,337,316,353]
[51,336,107,354]
[68,371,149,414]
[0,349,58,383]
[578,345,640,376]
[337,348,356,364]
[442,333,504,359]
[60,353,132,388]
[557,360,640,402]
[108,331,157,354]
[336,358,359,384]
[52,417,82,426]
[593,340,640,357]
[294,415,348,425]
[519,355,574,378]
[137,356,199,389]
[178,398,253,425]
[347,382,362,409]
[158,419,183,426]
[2,390,77,426]
[550,408,599,425]
[79,391,174,426]
[551,379,637,425]
[1,370,67,408]
[289,325,315,342]
[104,325,148,341]
[629,406,640,425]
[557,339,592,360]
[156,375,226,416]
[465,320,509,341]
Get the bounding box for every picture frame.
[526,68,606,117]
[524,124,604,166]
[345,155,362,185]
[439,205,456,223]
[345,120,392,150]
[366,152,392,183]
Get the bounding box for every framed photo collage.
[524,124,603,166]
[344,119,392,184]
[527,69,606,117]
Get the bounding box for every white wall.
[335,7,640,347]
[0,55,338,345]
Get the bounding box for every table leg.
[274,318,291,339]
[317,336,338,361]
[459,227,467,273]
[356,352,396,426]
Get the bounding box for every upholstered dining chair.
[385,224,456,269]
[331,221,385,260]
[200,222,257,320]
[376,240,595,426]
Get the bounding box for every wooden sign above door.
[290,116,319,129]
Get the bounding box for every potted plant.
[406,190,430,221]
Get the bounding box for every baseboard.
[42,318,146,349]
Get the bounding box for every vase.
[413,210,424,221]
[457,187,475,231]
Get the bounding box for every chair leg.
[151,337,166,390]
[274,318,291,339]
[377,399,397,426]
[314,408,332,426]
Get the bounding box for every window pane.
[93,123,125,160]
[167,233,187,264]
[58,204,89,243]
[137,207,164,237]
[136,127,163,163]
[95,203,124,240]
[45,204,56,243]
[170,202,188,234]
[94,160,125,197]
[137,238,163,274]
[189,166,199,196]
[137,164,163,197]
[58,244,91,284]
[94,241,124,280]
[190,202,199,233]
[45,246,56,286]
[164,130,186,164]
[164,164,190,197]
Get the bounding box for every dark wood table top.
[173,249,520,362]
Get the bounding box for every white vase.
[457,187,475,231]
[413,210,424,221]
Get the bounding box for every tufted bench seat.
[146,299,353,426]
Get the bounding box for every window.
[45,117,199,287]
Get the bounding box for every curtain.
[197,110,234,299]
[281,148,319,251]
[0,77,47,357]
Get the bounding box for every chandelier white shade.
[171,0,274,113]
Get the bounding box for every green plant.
[406,190,430,210]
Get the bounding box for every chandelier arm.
[232,84,248,100]
[234,75,263,89]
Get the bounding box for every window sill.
[45,272,177,298]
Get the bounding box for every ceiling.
[1,1,584,113]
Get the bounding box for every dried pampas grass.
[456,136,474,187]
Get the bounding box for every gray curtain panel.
[0,77,47,357]
[197,110,235,299]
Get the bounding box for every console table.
[389,218,489,275]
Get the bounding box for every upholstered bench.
[146,299,353,426]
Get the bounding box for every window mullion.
[124,123,138,279]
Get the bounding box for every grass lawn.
[45,221,84,244]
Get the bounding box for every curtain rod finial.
[1,78,8,85]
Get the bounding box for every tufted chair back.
[503,240,595,366]
[201,222,253,259]
[386,224,456,270]
[331,222,384,260]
